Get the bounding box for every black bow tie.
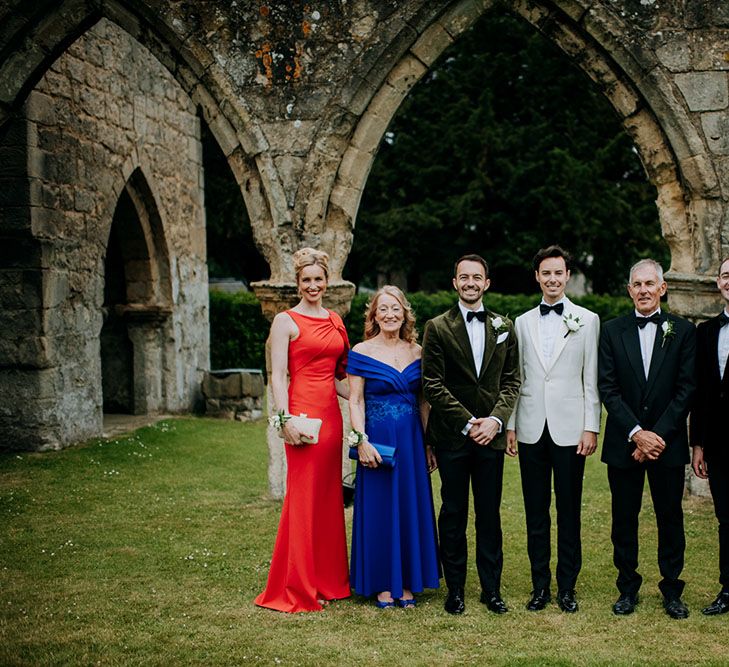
[636,313,661,329]
[466,310,486,323]
[539,302,564,316]
[719,312,729,328]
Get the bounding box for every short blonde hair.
[293,247,329,282]
[364,285,418,344]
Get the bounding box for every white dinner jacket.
[506,297,601,446]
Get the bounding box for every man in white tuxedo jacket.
[506,245,600,613]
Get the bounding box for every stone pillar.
[253,280,355,499]
[122,305,171,415]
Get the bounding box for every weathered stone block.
[675,72,728,111]
[701,111,729,155]
[655,32,691,71]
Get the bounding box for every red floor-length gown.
[255,309,351,612]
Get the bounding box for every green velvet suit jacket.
[422,304,521,451]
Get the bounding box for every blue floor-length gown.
[347,349,441,598]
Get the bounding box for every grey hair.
[628,258,664,284]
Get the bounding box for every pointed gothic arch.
[100,167,172,415]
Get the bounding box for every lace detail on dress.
[366,399,418,423]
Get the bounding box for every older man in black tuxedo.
[691,257,729,616]
[598,259,696,619]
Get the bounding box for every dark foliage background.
[344,7,668,294]
[209,290,634,369]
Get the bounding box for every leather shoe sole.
[444,590,465,615]
[557,590,578,613]
[480,591,508,614]
[702,593,729,616]
[526,589,551,612]
[612,593,638,615]
[664,597,689,619]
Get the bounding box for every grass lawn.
[1,416,727,666]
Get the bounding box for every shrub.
[209,289,635,366]
[208,290,268,370]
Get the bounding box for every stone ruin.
[0,1,727,495]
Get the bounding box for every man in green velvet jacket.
[422,254,520,615]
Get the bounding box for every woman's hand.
[358,441,382,468]
[281,420,306,445]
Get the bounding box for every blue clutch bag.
[348,442,397,468]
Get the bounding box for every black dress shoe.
[612,593,638,615]
[444,588,465,615]
[663,596,689,619]
[702,591,729,616]
[557,589,578,613]
[480,590,508,614]
[526,588,551,611]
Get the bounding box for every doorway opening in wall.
[101,189,136,414]
[100,169,172,417]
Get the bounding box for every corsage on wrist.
[268,409,291,431]
[347,430,367,448]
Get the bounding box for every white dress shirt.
[457,302,502,434]
[629,308,660,440]
[458,302,485,376]
[636,308,659,379]
[719,308,729,380]
[538,298,566,363]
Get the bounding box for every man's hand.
[506,429,518,457]
[631,429,665,460]
[631,448,647,463]
[469,417,500,446]
[577,431,598,457]
[426,445,438,473]
[692,446,708,479]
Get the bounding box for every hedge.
[209,289,635,370]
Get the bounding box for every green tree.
[346,7,667,294]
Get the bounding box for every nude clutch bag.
[287,414,322,444]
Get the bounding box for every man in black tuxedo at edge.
[691,256,729,615]
[598,258,696,619]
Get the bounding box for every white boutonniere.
[491,316,508,334]
[562,313,583,338]
[661,320,675,347]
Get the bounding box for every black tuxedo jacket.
[422,304,520,451]
[691,314,729,462]
[598,312,696,468]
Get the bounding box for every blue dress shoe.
[702,591,729,616]
[526,588,551,611]
[612,593,638,615]
[663,596,689,619]
[444,588,465,615]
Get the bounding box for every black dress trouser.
[607,462,686,599]
[436,440,505,593]
[706,453,729,592]
[519,424,586,592]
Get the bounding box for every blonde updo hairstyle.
[364,285,418,344]
[293,247,330,285]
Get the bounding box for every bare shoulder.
[411,342,423,359]
[271,311,297,336]
[352,341,369,354]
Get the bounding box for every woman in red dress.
[255,248,351,612]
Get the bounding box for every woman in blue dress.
[347,285,440,608]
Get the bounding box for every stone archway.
[101,169,172,416]
[324,0,722,317]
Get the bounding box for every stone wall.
[0,18,207,450]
